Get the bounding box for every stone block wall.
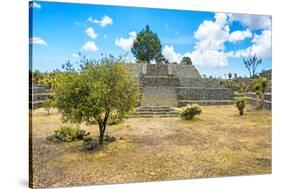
[178,78,223,88]
[176,87,234,100]
[29,85,51,109]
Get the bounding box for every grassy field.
[30,105,272,188]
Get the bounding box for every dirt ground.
[30,105,272,188]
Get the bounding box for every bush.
[179,104,202,120]
[108,110,123,125]
[47,126,90,143]
[236,97,247,116]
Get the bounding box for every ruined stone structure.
[29,85,51,109]
[128,64,234,117]
[30,64,236,114]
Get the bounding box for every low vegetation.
[179,104,202,120]
[236,97,247,116]
[47,126,90,143]
[32,105,271,188]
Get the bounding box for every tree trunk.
[98,124,105,145]
[98,111,110,145]
[261,93,265,109]
[256,94,260,110]
[239,109,244,116]
[99,130,104,145]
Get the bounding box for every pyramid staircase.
[129,64,234,117]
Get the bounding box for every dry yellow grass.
[31,105,271,188]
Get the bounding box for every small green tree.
[236,97,247,116]
[243,54,262,78]
[253,77,268,110]
[228,72,232,80]
[180,56,192,65]
[131,25,163,63]
[54,55,140,145]
[42,96,54,115]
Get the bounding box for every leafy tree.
[228,72,232,79]
[234,73,238,79]
[236,97,247,116]
[243,54,262,78]
[54,55,140,145]
[180,56,192,65]
[131,25,163,63]
[252,77,268,110]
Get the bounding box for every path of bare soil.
[31,105,271,188]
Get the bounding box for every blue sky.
[30,1,272,77]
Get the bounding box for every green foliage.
[236,97,247,116]
[42,97,54,115]
[54,55,140,144]
[179,104,202,120]
[108,110,123,125]
[47,126,90,143]
[32,69,62,89]
[131,25,163,63]
[252,77,268,110]
[180,56,192,65]
[228,73,232,79]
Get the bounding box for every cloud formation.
[178,13,271,68]
[88,15,113,27]
[115,31,137,51]
[85,27,98,39]
[229,14,271,30]
[30,37,47,46]
[162,45,181,63]
[82,41,98,52]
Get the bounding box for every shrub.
[47,126,90,143]
[108,110,123,125]
[179,104,202,120]
[236,97,247,116]
[42,97,54,115]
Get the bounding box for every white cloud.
[229,14,271,30]
[189,49,228,68]
[162,45,181,63]
[82,41,98,52]
[190,13,230,68]
[194,13,229,51]
[30,2,41,9]
[230,29,272,59]
[85,27,98,39]
[29,37,47,46]
[115,31,137,51]
[159,13,271,68]
[88,15,113,27]
[228,29,252,43]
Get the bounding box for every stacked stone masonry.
[131,63,234,116]
[30,85,51,109]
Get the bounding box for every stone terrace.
[129,64,234,117]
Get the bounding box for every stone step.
[135,107,173,112]
[143,76,180,86]
[130,111,178,115]
[146,64,169,76]
[141,86,177,107]
[126,114,179,118]
[176,87,233,100]
[178,78,223,88]
[177,100,234,107]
